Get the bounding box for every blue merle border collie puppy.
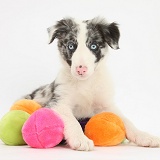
[24,17,160,151]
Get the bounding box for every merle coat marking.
[23,17,160,151]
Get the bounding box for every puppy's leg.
[122,117,160,147]
[49,104,94,151]
[107,106,160,147]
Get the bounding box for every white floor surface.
[0,140,160,160]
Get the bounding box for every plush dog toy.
[0,110,30,145]
[0,99,126,148]
[85,112,126,146]
[22,108,64,148]
[10,99,41,114]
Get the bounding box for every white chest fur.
[56,65,115,119]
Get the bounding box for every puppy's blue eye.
[90,44,98,50]
[68,43,75,50]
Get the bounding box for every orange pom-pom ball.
[84,112,126,146]
[10,99,41,114]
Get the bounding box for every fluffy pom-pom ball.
[22,108,64,148]
[10,99,41,114]
[85,112,126,146]
[0,110,30,145]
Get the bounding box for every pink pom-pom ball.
[22,108,64,148]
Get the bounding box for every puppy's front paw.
[127,130,160,147]
[67,135,94,151]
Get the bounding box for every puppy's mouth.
[73,74,91,81]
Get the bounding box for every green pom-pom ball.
[0,110,30,145]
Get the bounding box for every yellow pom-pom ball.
[10,99,41,114]
[85,112,126,146]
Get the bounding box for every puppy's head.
[48,17,120,80]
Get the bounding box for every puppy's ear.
[47,26,57,44]
[97,22,120,49]
[47,18,75,44]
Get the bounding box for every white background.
[0,0,160,138]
